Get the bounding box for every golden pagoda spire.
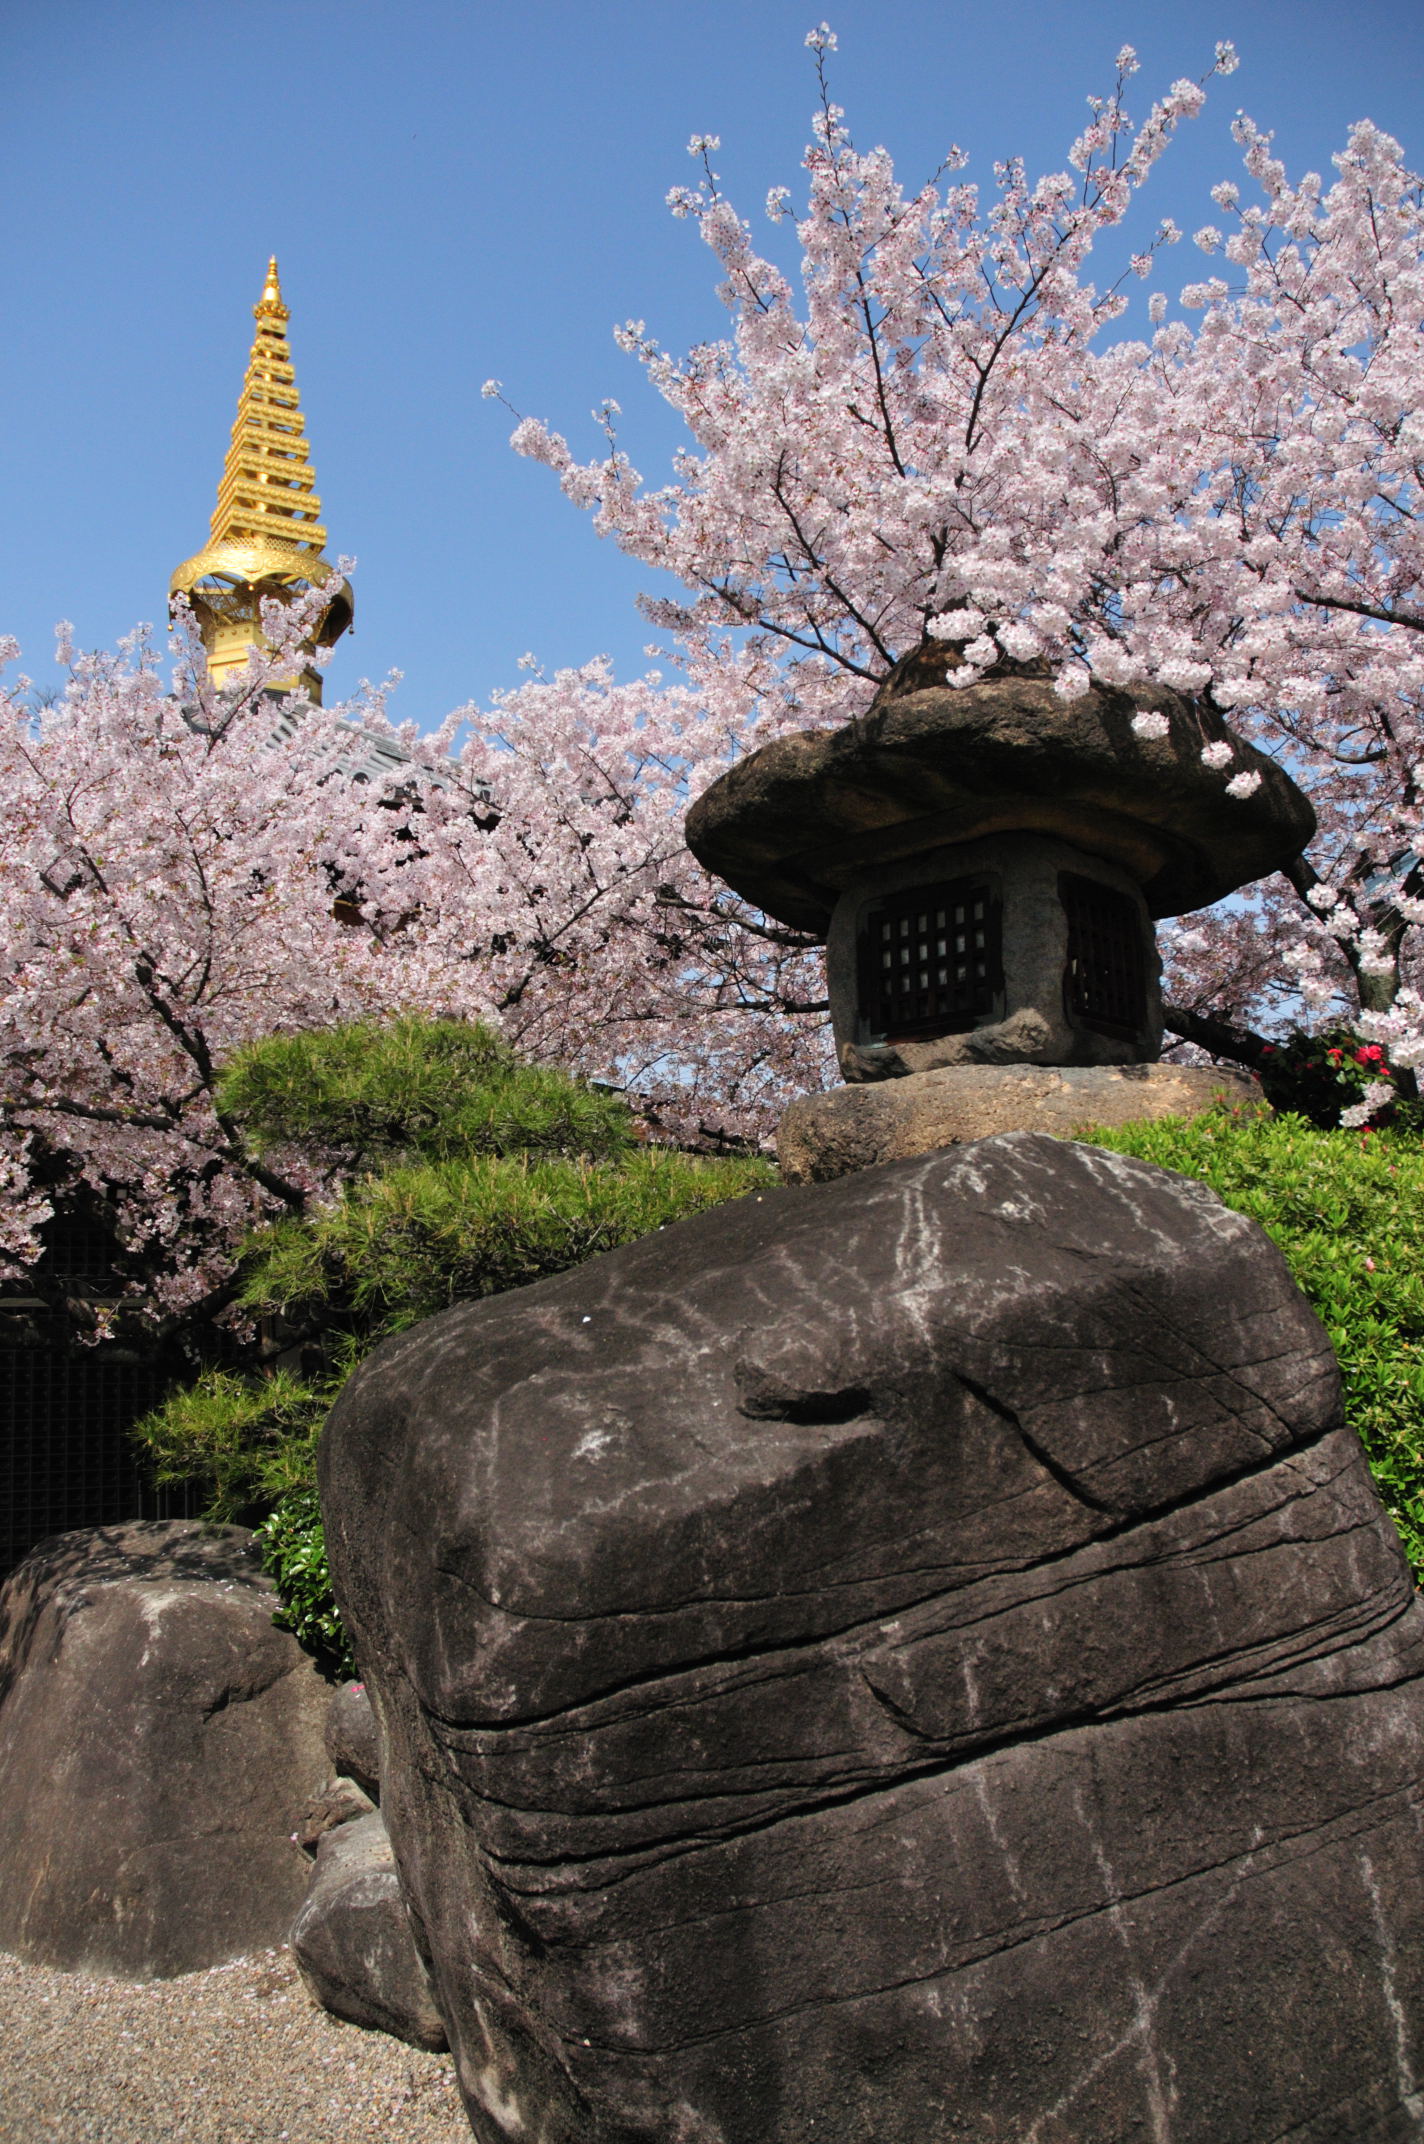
[170,257,352,700]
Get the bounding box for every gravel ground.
[0,1948,471,2143]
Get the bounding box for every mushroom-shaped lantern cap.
[685,666,1316,934]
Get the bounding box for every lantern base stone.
[778,1060,1265,1182]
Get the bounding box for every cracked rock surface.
[321,1130,1424,2144]
[0,1519,331,1979]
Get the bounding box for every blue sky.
[5,0,1423,724]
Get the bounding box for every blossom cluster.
[0,603,827,1334]
[510,41,1424,1078]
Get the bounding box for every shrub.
[1253,1025,1423,1131]
[217,1014,635,1173]
[1078,1110,1424,1577]
[140,1147,775,1518]
[137,1364,333,1521]
[238,1147,776,1338]
[137,1015,777,1669]
[253,1488,355,1680]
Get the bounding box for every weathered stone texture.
[0,1519,330,1979]
[294,1774,378,1852]
[326,1676,382,1800]
[321,1134,1424,2144]
[684,669,1315,934]
[290,1810,447,2051]
[779,1060,1267,1182]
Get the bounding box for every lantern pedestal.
[776,1059,1266,1184]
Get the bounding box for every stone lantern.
[686,649,1316,1178]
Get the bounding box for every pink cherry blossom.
[507,41,1424,1094]
[0,596,827,1336]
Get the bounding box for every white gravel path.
[0,1948,471,2142]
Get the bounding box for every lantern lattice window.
[860,879,1001,1041]
[1061,873,1147,1037]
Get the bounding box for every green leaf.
[1078,1110,1424,1583]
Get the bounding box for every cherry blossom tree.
[0,599,825,1348]
[11,27,1424,1335]
[1154,113,1424,1113]
[504,29,1424,1105]
[401,652,828,1135]
[0,603,439,1341]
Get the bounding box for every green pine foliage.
[1077,1111,1424,1577]
[136,1015,776,1666]
[238,1147,775,1338]
[138,1363,335,1520]
[217,1014,635,1171]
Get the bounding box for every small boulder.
[325,1676,381,1799]
[294,1774,378,1853]
[290,1810,447,2050]
[0,1519,330,1979]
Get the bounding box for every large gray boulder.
[0,1519,330,1978]
[291,1809,447,2050]
[320,1132,1424,2144]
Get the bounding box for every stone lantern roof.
[686,652,1315,934]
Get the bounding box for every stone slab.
[778,1060,1267,1181]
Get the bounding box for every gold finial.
[170,259,351,699]
[255,255,288,321]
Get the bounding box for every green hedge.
[1078,1111,1424,1577]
